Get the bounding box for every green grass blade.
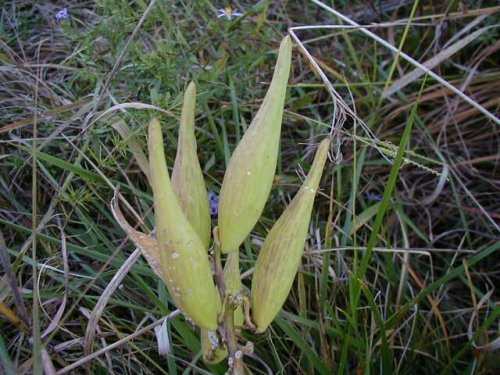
[274,316,331,374]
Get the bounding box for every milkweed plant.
[112,36,331,374]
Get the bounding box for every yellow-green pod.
[200,329,228,365]
[171,82,211,249]
[251,138,330,333]
[223,251,244,326]
[218,36,292,253]
[149,118,219,330]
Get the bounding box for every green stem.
[213,227,246,375]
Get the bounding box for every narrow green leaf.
[18,145,102,183]
[275,317,331,375]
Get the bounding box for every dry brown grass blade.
[0,98,92,134]
[451,97,500,123]
[386,84,459,119]
[82,248,142,356]
[110,191,163,280]
[41,220,69,340]
[384,25,493,98]
[438,6,500,21]
[454,154,500,167]
[464,260,500,352]
[387,77,498,121]
[0,230,29,331]
[466,288,500,352]
[0,301,30,334]
[404,259,450,352]
[41,348,57,375]
[296,48,344,82]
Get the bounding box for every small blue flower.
[336,275,348,284]
[208,191,219,216]
[55,8,69,21]
[365,191,382,202]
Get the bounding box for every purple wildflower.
[365,191,382,202]
[55,8,69,21]
[208,191,219,216]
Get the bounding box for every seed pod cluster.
[251,138,330,333]
[218,36,292,254]
[112,37,332,367]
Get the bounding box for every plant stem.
[212,227,246,374]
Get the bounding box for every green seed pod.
[171,82,211,249]
[218,36,292,253]
[149,117,219,330]
[251,138,330,333]
[223,251,244,326]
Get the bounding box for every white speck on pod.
[303,186,316,193]
[208,330,219,350]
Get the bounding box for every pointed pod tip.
[280,35,292,54]
[148,117,163,152]
[186,81,196,96]
[149,116,160,125]
[318,138,331,152]
[149,117,161,137]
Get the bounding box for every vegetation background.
[1,0,499,374]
